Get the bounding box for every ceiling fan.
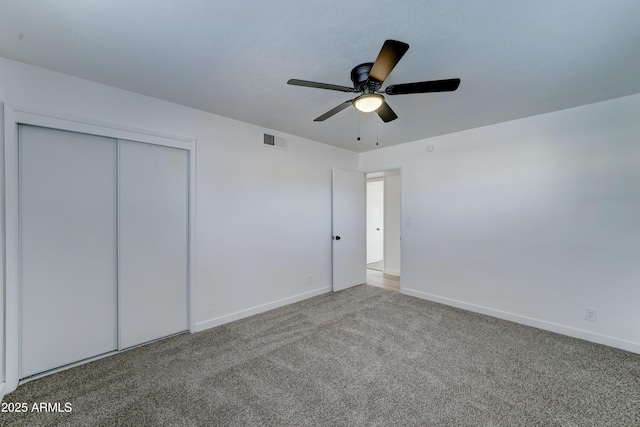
[287,40,460,123]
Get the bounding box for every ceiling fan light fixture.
[353,93,383,113]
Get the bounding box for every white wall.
[0,57,358,392]
[360,94,640,354]
[384,172,401,276]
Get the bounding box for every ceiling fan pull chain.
[357,112,361,141]
[376,119,379,146]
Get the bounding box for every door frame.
[1,104,197,396]
[364,167,403,280]
[366,177,385,266]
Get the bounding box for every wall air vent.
[263,133,287,150]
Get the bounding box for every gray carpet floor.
[2,285,639,426]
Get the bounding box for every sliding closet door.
[118,140,188,349]
[20,125,118,377]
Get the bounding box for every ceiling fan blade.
[288,79,355,93]
[385,78,461,95]
[314,100,353,121]
[376,101,398,123]
[368,40,410,83]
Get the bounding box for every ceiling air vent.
[263,133,287,150]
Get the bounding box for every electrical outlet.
[308,275,312,285]
[584,308,597,322]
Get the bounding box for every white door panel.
[20,125,118,377]
[118,140,188,349]
[332,169,366,292]
[366,180,384,264]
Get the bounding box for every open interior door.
[332,169,366,292]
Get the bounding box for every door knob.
[333,235,341,240]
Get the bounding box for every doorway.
[366,170,401,292]
[366,179,384,271]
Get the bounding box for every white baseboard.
[383,268,401,277]
[401,287,640,355]
[194,286,332,332]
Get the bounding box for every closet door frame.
[2,105,197,396]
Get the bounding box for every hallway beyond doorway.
[366,269,400,292]
[367,261,384,271]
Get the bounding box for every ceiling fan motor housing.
[351,62,382,92]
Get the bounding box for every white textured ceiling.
[1,0,639,152]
